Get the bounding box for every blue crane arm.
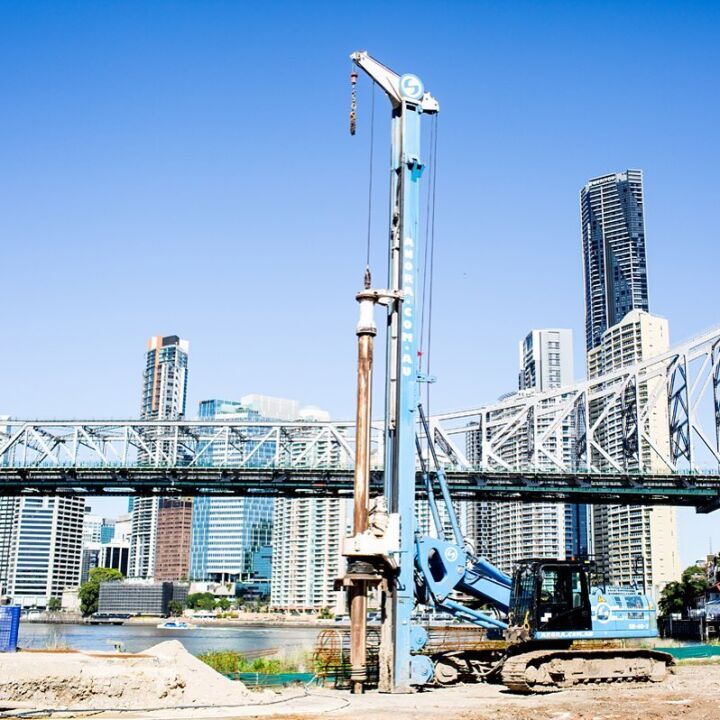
[415,534,511,629]
[457,555,512,610]
[415,405,511,628]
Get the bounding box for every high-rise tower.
[581,170,649,352]
[189,399,274,583]
[518,329,574,392]
[129,335,189,579]
[580,172,679,597]
[140,335,189,420]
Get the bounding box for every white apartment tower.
[587,310,681,597]
[485,330,575,573]
[261,398,347,612]
[270,497,346,611]
[518,329,574,392]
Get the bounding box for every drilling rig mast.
[344,51,439,693]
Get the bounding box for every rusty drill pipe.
[349,294,377,694]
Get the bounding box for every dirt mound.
[0,640,249,710]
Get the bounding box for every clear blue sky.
[1,1,718,565]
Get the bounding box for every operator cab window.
[537,565,591,632]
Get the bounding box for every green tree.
[659,581,685,616]
[78,567,124,616]
[681,565,708,608]
[167,600,185,616]
[47,597,62,612]
[186,592,216,611]
[215,597,231,611]
[659,564,708,617]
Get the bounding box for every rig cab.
[508,560,593,641]
[507,559,659,643]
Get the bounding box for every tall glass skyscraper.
[189,400,274,582]
[580,170,649,352]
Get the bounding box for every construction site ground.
[1,662,717,720]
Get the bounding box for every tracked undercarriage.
[500,648,673,693]
[317,629,674,693]
[430,643,674,692]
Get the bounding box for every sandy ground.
[3,663,715,720]
[0,641,251,710]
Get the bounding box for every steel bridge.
[2,326,719,511]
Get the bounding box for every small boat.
[156,620,196,630]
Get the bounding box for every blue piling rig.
[349,50,439,692]
[346,51,671,695]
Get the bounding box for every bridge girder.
[0,467,718,513]
[1,326,719,507]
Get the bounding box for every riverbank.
[22,612,344,628]
[18,621,323,656]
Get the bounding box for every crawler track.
[500,648,674,693]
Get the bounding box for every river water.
[18,622,323,657]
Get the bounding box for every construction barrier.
[659,644,720,660]
[224,672,321,687]
[0,606,21,652]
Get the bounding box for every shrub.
[198,650,302,675]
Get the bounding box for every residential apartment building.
[586,310,680,597]
[518,329,574,392]
[1,496,85,607]
[248,397,347,612]
[580,170,649,352]
[129,335,190,579]
[154,498,193,581]
[271,495,346,611]
[469,330,576,574]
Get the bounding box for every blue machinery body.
[349,51,661,693]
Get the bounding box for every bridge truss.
[1,327,719,511]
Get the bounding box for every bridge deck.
[1,467,718,513]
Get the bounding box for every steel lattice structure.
[1,327,719,509]
[441,325,720,475]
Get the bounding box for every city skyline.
[2,2,719,566]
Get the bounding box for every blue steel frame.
[384,97,424,691]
